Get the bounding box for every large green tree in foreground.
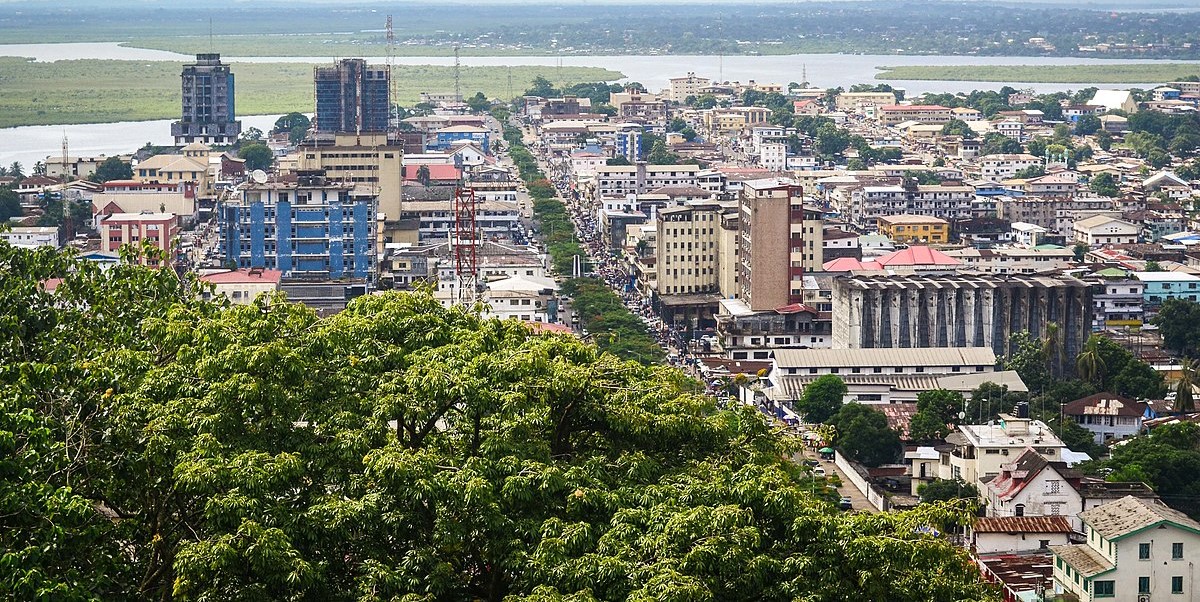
[0,243,998,601]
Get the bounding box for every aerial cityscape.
[5,0,1200,600]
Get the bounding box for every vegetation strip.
[876,64,1200,84]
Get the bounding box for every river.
[3,41,1199,167]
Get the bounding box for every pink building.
[99,212,178,261]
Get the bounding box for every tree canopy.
[239,143,275,172]
[88,156,133,183]
[830,403,902,467]
[797,374,846,424]
[0,242,1000,601]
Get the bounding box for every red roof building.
[402,164,462,184]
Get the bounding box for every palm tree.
[635,239,649,258]
[416,164,431,187]
[1076,336,1107,386]
[1042,322,1063,379]
[1175,358,1198,413]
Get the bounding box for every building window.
[1140,576,1151,594]
[1173,542,1184,559]
[1140,543,1151,559]
[1173,576,1184,594]
[1014,504,1024,517]
[1090,580,1115,597]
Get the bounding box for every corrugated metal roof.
[974,516,1073,534]
[773,347,996,369]
[1081,495,1200,539]
[1050,544,1114,578]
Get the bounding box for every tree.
[1091,423,1200,519]
[0,186,21,222]
[1073,242,1088,262]
[918,479,980,504]
[526,75,558,98]
[8,161,24,180]
[680,127,698,142]
[1174,358,1199,413]
[239,143,274,172]
[1075,114,1102,136]
[830,403,902,467]
[908,411,951,444]
[1003,331,1049,392]
[814,123,850,158]
[32,161,46,176]
[940,119,977,139]
[647,140,679,165]
[1076,335,1107,386]
[980,132,1023,155]
[466,91,491,113]
[1154,298,1200,358]
[238,127,264,144]
[1096,130,1113,151]
[272,112,311,144]
[1013,165,1045,179]
[846,158,866,171]
[416,164,432,187]
[0,243,1005,601]
[605,156,632,166]
[1089,172,1120,197]
[1042,322,1064,379]
[797,375,847,424]
[88,156,133,183]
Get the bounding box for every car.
[813,466,826,478]
[802,459,819,467]
[838,497,853,510]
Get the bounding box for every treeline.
[503,123,663,365]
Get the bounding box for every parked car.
[813,466,826,478]
[802,459,819,467]
[839,497,853,510]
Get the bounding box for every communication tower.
[452,187,479,305]
[454,45,461,101]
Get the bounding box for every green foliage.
[980,132,1023,155]
[797,375,846,424]
[1084,335,1168,399]
[918,479,981,504]
[1003,331,1049,392]
[466,91,491,112]
[1075,114,1102,136]
[239,143,274,172]
[1154,298,1200,358]
[1013,165,1045,179]
[1088,423,1200,519]
[1089,172,1120,197]
[560,278,663,365]
[0,186,20,222]
[940,119,977,139]
[272,111,311,144]
[605,156,631,166]
[0,242,1001,600]
[88,156,133,183]
[830,404,902,467]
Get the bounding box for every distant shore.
[876,64,1200,84]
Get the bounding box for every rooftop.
[199,268,283,285]
[974,516,1073,534]
[958,416,1064,450]
[1081,495,1200,540]
[773,347,996,370]
[1049,544,1114,578]
[1062,393,1143,417]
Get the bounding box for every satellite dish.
[251,170,268,184]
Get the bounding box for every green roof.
[1093,267,1129,277]
[1033,244,1065,250]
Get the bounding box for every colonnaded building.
[831,273,1092,359]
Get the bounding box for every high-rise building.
[737,179,821,311]
[314,59,390,134]
[171,54,241,145]
[218,170,377,282]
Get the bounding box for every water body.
[3,42,1199,166]
[0,115,283,170]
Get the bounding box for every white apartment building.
[980,154,1043,180]
[847,183,974,229]
[594,164,702,199]
[0,226,61,249]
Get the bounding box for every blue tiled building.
[431,125,490,153]
[218,170,377,282]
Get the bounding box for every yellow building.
[877,214,950,244]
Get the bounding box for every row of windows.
[785,365,987,375]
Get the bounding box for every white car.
[813,466,827,478]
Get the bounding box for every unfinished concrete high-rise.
[314,59,390,134]
[832,273,1092,360]
[171,54,241,145]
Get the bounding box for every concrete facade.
[831,273,1092,359]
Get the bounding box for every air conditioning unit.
[1138,595,1151,602]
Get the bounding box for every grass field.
[0,57,622,128]
[876,64,1200,83]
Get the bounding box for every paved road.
[793,445,877,513]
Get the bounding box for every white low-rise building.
[0,226,61,249]
[1052,496,1200,601]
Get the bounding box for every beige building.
[668,72,711,104]
[297,132,405,241]
[133,143,210,196]
[877,105,953,125]
[835,91,897,112]
[655,200,728,296]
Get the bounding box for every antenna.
[454,45,461,102]
[209,17,213,53]
[507,67,513,102]
[386,15,396,122]
[802,63,808,87]
[61,130,68,182]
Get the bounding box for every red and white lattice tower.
[452,187,478,305]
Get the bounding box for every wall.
[834,451,889,512]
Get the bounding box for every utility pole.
[454,45,461,102]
